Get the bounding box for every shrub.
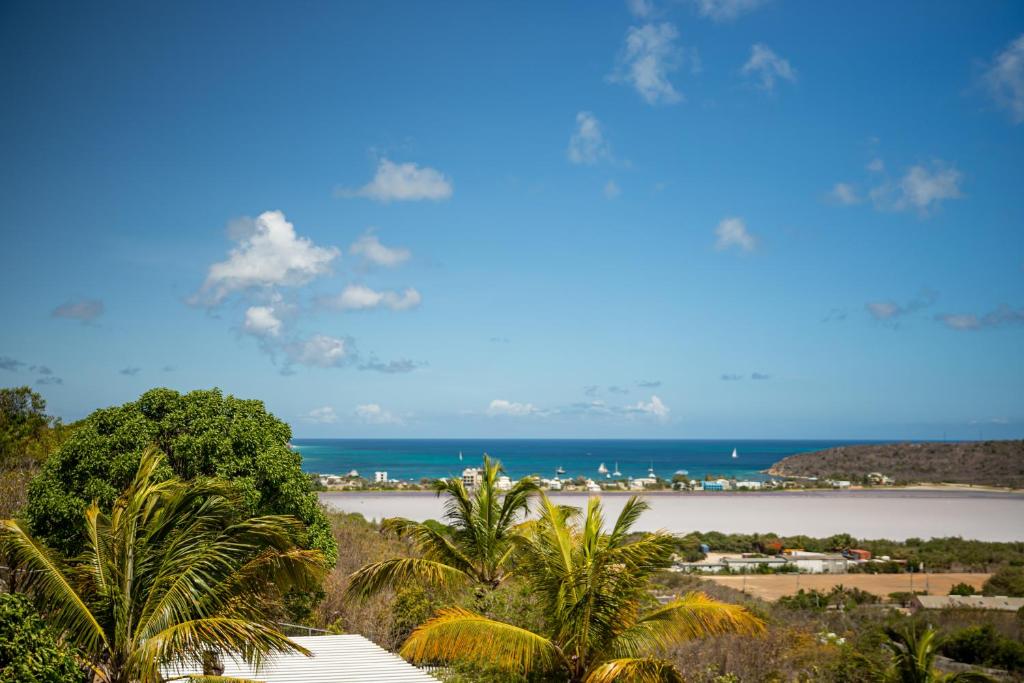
[0,593,86,682]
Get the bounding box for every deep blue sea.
[293,439,875,482]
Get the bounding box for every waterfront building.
[496,475,512,492]
[374,471,388,483]
[461,467,483,489]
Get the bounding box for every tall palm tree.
[881,624,993,683]
[0,448,326,683]
[346,454,538,598]
[400,494,764,682]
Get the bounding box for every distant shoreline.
[318,484,1024,496]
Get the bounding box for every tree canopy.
[0,592,86,683]
[25,387,336,568]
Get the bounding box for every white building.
[629,477,657,490]
[462,467,483,489]
[374,471,388,483]
[784,551,850,574]
[164,634,438,682]
[733,480,763,490]
[496,475,512,492]
[585,478,602,493]
[830,480,852,489]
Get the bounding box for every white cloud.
[289,334,350,368]
[870,162,963,214]
[487,399,540,417]
[51,299,104,322]
[305,406,338,424]
[193,211,338,305]
[828,182,860,205]
[627,0,654,18]
[603,180,621,199]
[243,305,282,337]
[610,23,687,105]
[937,306,1024,331]
[693,0,767,21]
[742,44,796,91]
[326,285,422,312]
[866,302,900,320]
[337,158,453,202]
[866,158,885,173]
[355,403,403,425]
[626,394,670,420]
[350,231,411,267]
[568,112,611,165]
[981,33,1024,124]
[866,291,936,325]
[714,217,757,252]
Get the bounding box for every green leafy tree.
[0,386,53,465]
[25,387,336,570]
[400,494,764,682]
[880,624,993,682]
[346,454,538,598]
[1,447,326,683]
[982,566,1024,597]
[948,582,976,596]
[0,592,86,683]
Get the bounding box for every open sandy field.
[702,572,992,601]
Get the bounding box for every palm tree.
[346,454,538,598]
[0,447,326,683]
[400,494,764,682]
[881,624,993,682]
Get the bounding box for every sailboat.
[731,448,738,459]
[458,451,463,462]
[598,462,609,476]
[556,465,566,476]
[612,462,622,478]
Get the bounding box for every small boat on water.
[675,469,689,476]
[731,448,738,459]
[556,465,566,475]
[598,462,609,476]
[612,462,622,477]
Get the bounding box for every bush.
[0,593,86,682]
[941,624,1024,672]
[983,566,1024,597]
[948,582,976,596]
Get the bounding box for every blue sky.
[1,0,1022,439]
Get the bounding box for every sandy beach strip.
[319,490,1024,541]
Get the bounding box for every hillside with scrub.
[767,440,1024,488]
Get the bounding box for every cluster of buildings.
[675,548,889,575]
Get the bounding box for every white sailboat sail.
[598,462,608,475]
[731,448,738,459]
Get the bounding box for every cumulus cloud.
[742,44,796,91]
[288,334,351,368]
[355,403,403,425]
[52,299,104,322]
[305,406,338,424]
[603,180,621,199]
[337,158,453,202]
[866,291,936,326]
[568,112,611,165]
[192,211,338,305]
[981,33,1024,124]
[714,217,757,252]
[119,367,141,376]
[828,182,860,205]
[625,394,670,420]
[627,0,654,18]
[487,399,541,417]
[324,285,422,312]
[359,358,422,374]
[936,305,1024,331]
[610,23,691,105]
[0,356,25,371]
[870,162,963,214]
[243,306,283,337]
[693,0,767,21]
[349,231,411,267]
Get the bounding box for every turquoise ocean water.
[293,439,875,482]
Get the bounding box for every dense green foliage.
[1,448,326,683]
[25,387,336,570]
[941,624,1024,673]
[982,566,1024,597]
[0,387,70,519]
[0,592,86,683]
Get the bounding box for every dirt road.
[703,572,991,601]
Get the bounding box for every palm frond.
[345,557,470,599]
[606,496,650,547]
[400,607,563,675]
[611,592,764,658]
[586,657,685,683]
[0,518,109,656]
